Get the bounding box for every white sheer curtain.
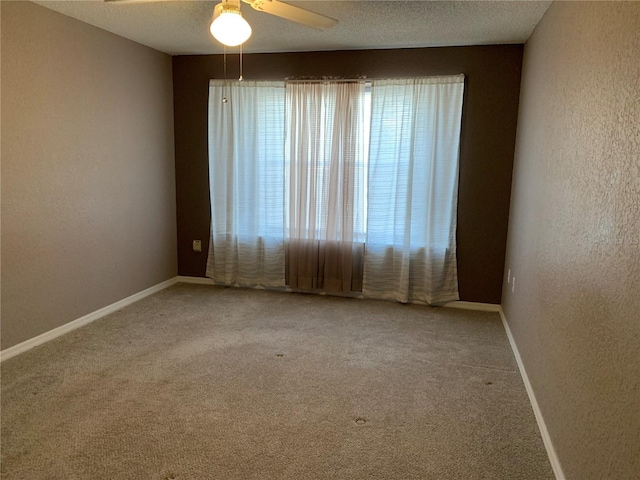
[285,81,366,292]
[363,75,465,304]
[206,80,286,287]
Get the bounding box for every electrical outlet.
[512,276,515,293]
[192,240,202,252]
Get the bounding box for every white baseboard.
[177,275,215,285]
[499,307,565,480]
[443,300,501,312]
[0,277,178,363]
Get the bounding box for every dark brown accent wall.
[173,46,523,304]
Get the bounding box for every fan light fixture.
[210,1,252,47]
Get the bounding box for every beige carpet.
[1,284,554,479]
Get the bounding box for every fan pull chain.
[222,45,228,104]
[239,43,244,82]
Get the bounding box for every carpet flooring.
[1,284,554,479]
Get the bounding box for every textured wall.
[502,2,640,479]
[173,46,524,304]
[1,2,177,350]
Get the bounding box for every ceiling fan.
[105,0,338,46]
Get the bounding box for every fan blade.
[244,0,337,30]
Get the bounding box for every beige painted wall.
[1,2,177,350]
[503,2,639,479]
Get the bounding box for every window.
[207,75,465,304]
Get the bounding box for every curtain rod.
[285,78,368,84]
[284,74,464,84]
[210,75,464,85]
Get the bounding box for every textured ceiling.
[33,0,551,55]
